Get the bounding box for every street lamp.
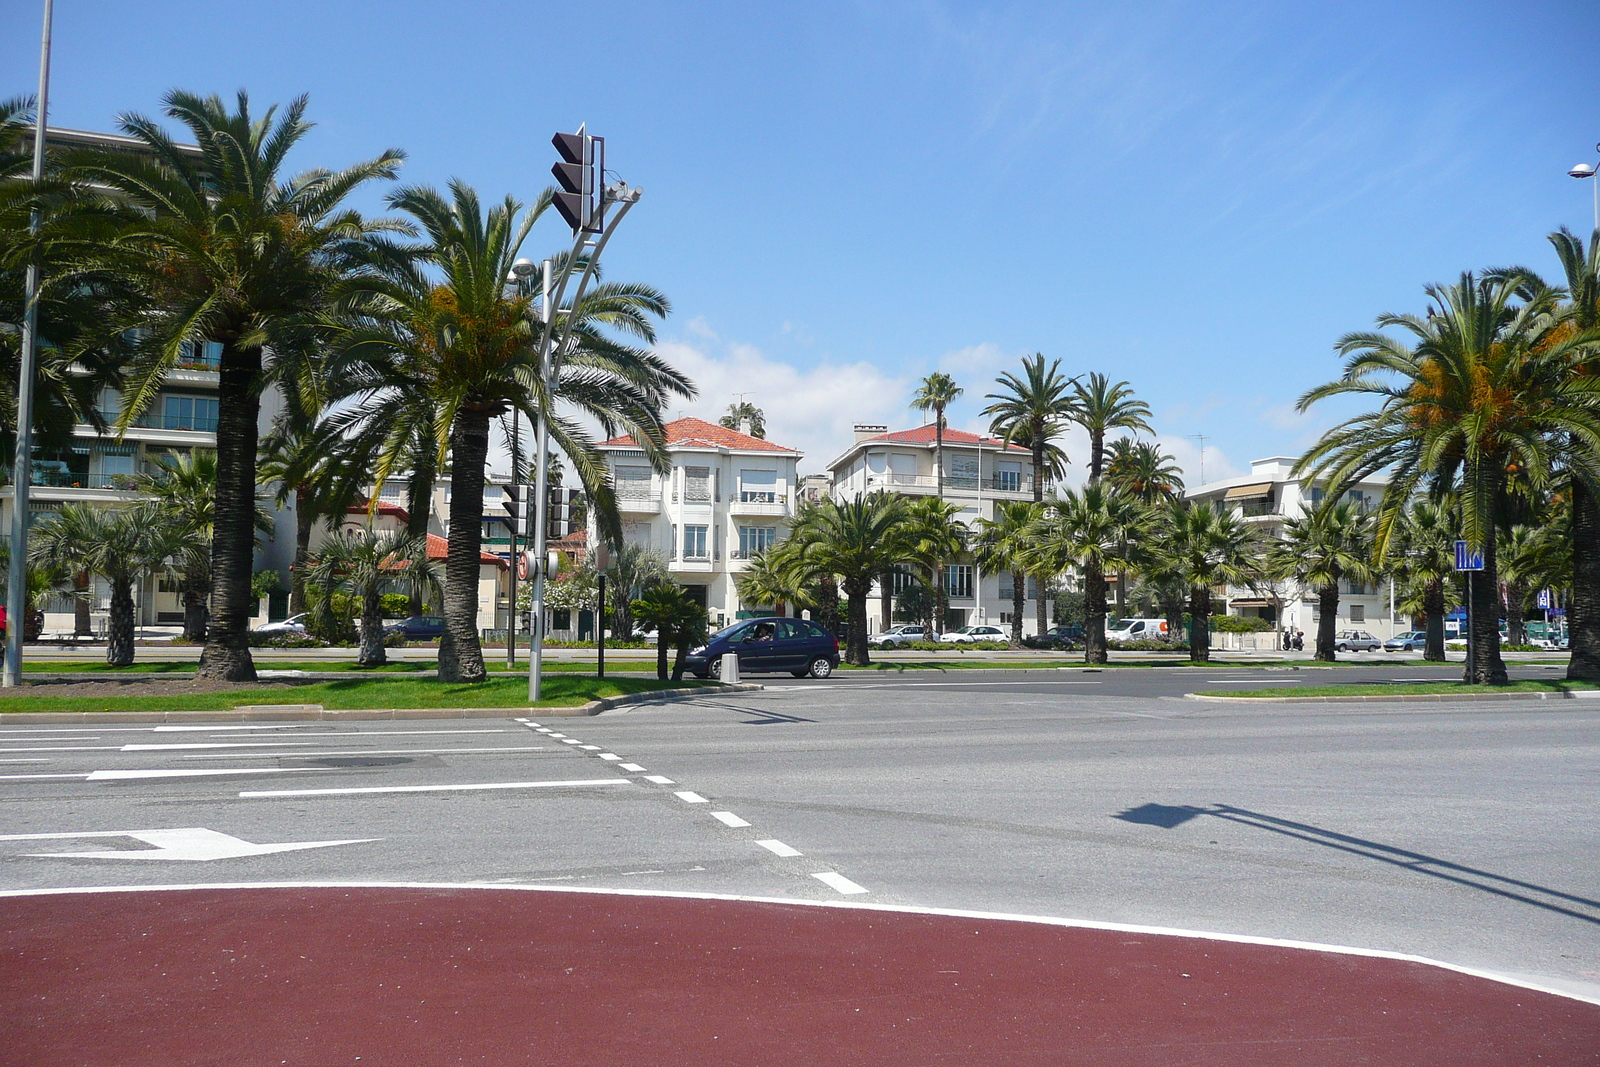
[1569,144,1600,231]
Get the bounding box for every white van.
[1106,618,1172,644]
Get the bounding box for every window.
[616,465,653,499]
[946,565,973,599]
[93,445,137,483]
[947,456,979,489]
[622,522,651,548]
[162,394,219,432]
[179,340,222,368]
[888,453,917,482]
[1350,604,1365,622]
[1347,578,1367,595]
[739,526,776,558]
[891,567,919,594]
[683,524,709,559]
[378,483,405,504]
[684,466,711,503]
[996,463,1022,492]
[739,469,777,503]
[1311,603,1321,621]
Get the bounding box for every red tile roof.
[425,533,509,568]
[600,416,799,453]
[348,501,411,523]
[864,424,1031,453]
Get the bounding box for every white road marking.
[86,768,335,781]
[756,839,802,857]
[619,763,646,772]
[239,778,632,798]
[579,745,601,751]
[598,754,622,761]
[0,758,51,763]
[0,746,121,753]
[0,827,375,862]
[812,871,870,895]
[1206,679,1302,685]
[122,742,321,751]
[0,773,89,780]
[180,747,548,760]
[562,739,583,745]
[674,791,708,804]
[153,724,315,732]
[535,728,553,733]
[547,733,567,738]
[643,775,675,785]
[710,811,750,828]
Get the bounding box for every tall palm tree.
[734,543,804,617]
[910,372,964,500]
[1070,373,1153,485]
[718,401,766,439]
[1024,486,1145,663]
[983,354,1078,635]
[1497,524,1550,647]
[1271,500,1374,662]
[31,502,178,666]
[900,496,968,633]
[1297,270,1600,684]
[1158,501,1264,663]
[337,180,690,681]
[304,528,435,667]
[1389,498,1458,661]
[53,90,403,681]
[788,493,911,665]
[602,543,670,640]
[972,500,1040,647]
[258,417,359,617]
[1105,440,1184,504]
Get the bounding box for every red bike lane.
[2,885,1595,1066]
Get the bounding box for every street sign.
[518,551,533,581]
[1453,540,1484,571]
[1537,589,1552,609]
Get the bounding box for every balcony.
[617,491,662,514]
[863,473,1044,496]
[729,493,788,517]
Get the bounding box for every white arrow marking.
[0,828,377,862]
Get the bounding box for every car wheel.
[709,658,722,680]
[1336,644,1348,652]
[807,657,833,679]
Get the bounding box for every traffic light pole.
[529,183,642,703]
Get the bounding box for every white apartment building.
[596,417,803,629]
[826,423,1051,635]
[1183,456,1399,639]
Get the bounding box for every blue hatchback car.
[686,617,840,679]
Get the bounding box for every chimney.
[854,423,887,443]
[737,416,753,436]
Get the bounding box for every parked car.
[1383,631,1426,652]
[382,615,448,642]
[251,612,308,636]
[939,625,1007,644]
[1334,629,1381,652]
[1023,624,1082,650]
[1105,618,1171,644]
[686,617,839,679]
[870,624,929,648]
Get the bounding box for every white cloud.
[1154,432,1243,491]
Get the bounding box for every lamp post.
[1570,145,1600,231]
[503,257,537,669]
[3,0,54,688]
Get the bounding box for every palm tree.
[1497,524,1550,647]
[900,496,968,633]
[1024,486,1145,663]
[1070,373,1153,485]
[31,502,178,665]
[972,500,1040,647]
[53,90,403,681]
[1389,498,1458,661]
[1296,270,1600,684]
[603,543,670,640]
[0,539,69,642]
[734,543,805,617]
[788,493,912,665]
[910,372,964,500]
[1271,500,1374,662]
[1105,440,1184,504]
[630,583,709,681]
[257,420,353,618]
[304,528,435,667]
[1158,501,1264,663]
[983,354,1078,635]
[718,401,766,439]
[337,180,690,682]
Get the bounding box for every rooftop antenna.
[1187,434,1209,485]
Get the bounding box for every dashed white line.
[578,745,601,751]
[812,871,870,895]
[561,739,583,745]
[598,753,622,761]
[756,839,802,858]
[710,811,751,828]
[180,746,548,760]
[239,778,632,798]
[674,791,708,804]
[644,775,675,785]
[620,763,646,772]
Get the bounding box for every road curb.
[1186,689,1599,703]
[0,683,763,724]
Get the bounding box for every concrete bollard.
[719,653,741,684]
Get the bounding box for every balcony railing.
[864,473,1043,495]
[617,491,662,513]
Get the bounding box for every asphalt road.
[2,671,1595,1002]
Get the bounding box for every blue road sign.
[1537,589,1552,610]
[1453,540,1485,571]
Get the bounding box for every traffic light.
[502,484,530,537]
[547,486,577,538]
[551,130,604,234]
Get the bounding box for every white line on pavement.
[1206,679,1302,685]
[643,775,674,785]
[87,768,337,781]
[122,742,322,751]
[598,754,622,761]
[562,739,583,745]
[710,811,750,828]
[811,871,870,895]
[0,773,90,780]
[0,746,122,753]
[238,778,632,799]
[180,747,549,760]
[153,724,316,732]
[619,763,645,772]
[674,791,708,804]
[756,839,802,857]
[579,745,601,751]
[0,758,51,763]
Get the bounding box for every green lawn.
[20,659,649,674]
[0,675,708,714]
[1206,679,1598,699]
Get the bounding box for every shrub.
[1209,614,1272,633]
[247,631,326,649]
[1114,639,1190,652]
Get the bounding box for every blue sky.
[5,0,1597,484]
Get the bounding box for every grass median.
[0,675,710,714]
[1206,679,1599,699]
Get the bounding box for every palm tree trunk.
[1010,570,1025,648]
[1031,437,1048,638]
[107,576,135,667]
[1315,583,1340,662]
[289,487,314,617]
[878,571,892,635]
[844,578,871,666]
[1089,430,1104,485]
[1188,586,1211,663]
[1083,559,1107,665]
[671,641,691,682]
[181,579,208,643]
[655,634,669,680]
[197,343,261,682]
[1568,479,1600,681]
[438,408,491,683]
[1423,580,1446,662]
[358,590,386,667]
[816,574,839,638]
[1504,581,1526,646]
[933,563,947,633]
[73,570,92,637]
[1162,587,1184,645]
[1465,522,1508,685]
[407,445,437,618]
